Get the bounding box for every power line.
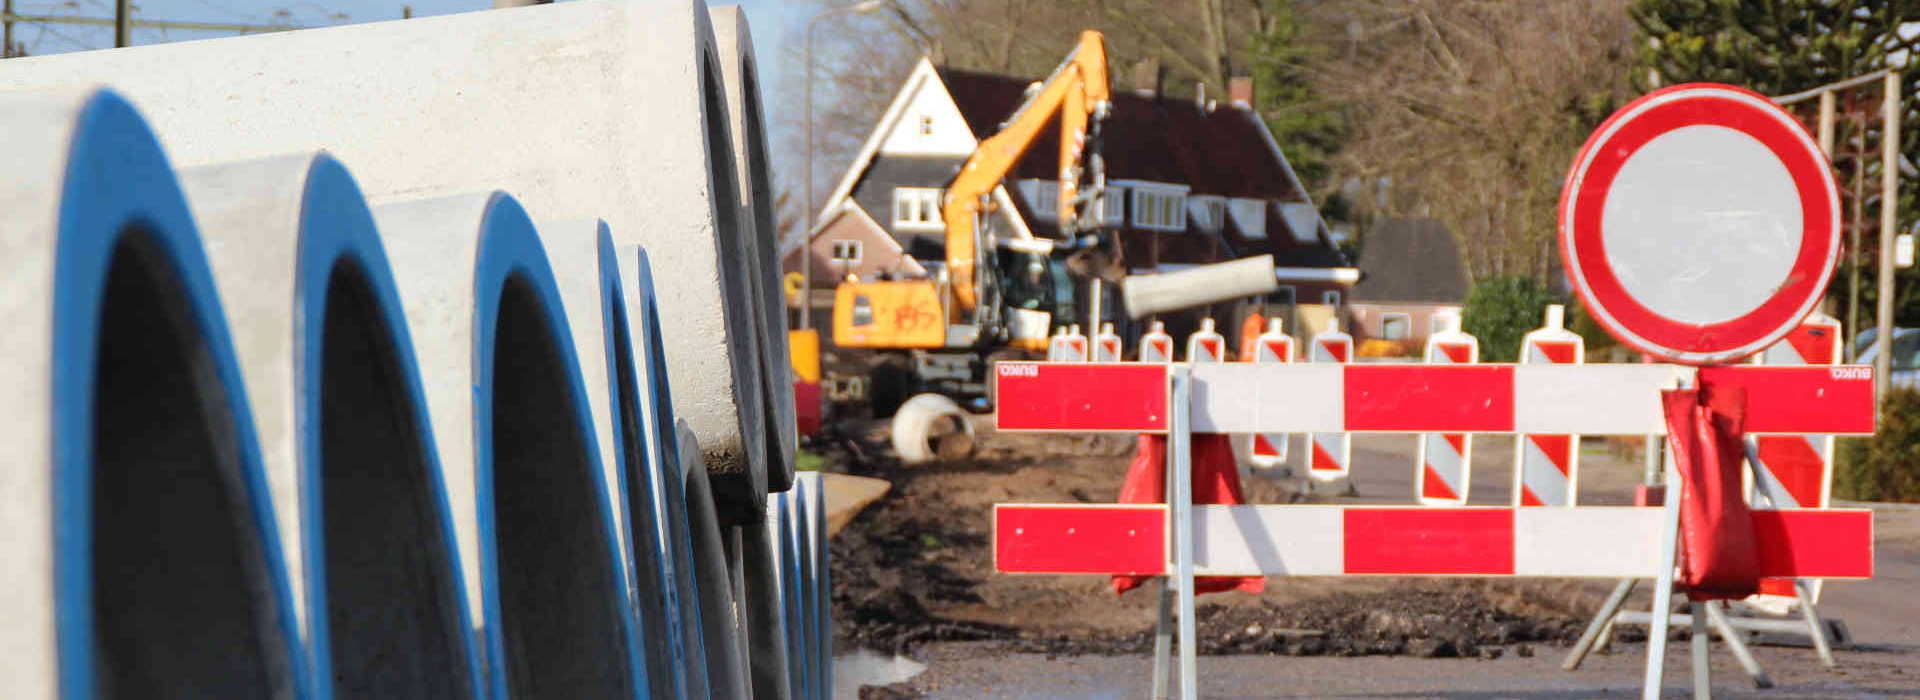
[3,11,303,35]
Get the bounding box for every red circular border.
[1560,84,1838,365]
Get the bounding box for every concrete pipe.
[178,152,483,699]
[679,421,754,700]
[372,193,640,699]
[0,88,307,700]
[614,245,715,698]
[1121,254,1279,319]
[0,0,777,523]
[742,504,794,700]
[711,5,798,496]
[803,472,835,699]
[774,493,811,699]
[891,393,979,464]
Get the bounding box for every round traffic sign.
[1560,83,1839,366]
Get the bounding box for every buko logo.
[999,363,1040,377]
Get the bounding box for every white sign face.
[1561,84,1840,366]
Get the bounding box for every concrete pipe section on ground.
[178,153,484,699]
[0,2,833,696]
[0,0,782,525]
[0,88,310,700]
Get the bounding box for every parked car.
[1853,327,1920,389]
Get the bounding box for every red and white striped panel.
[1248,322,1294,468]
[1515,315,1584,507]
[1748,313,1842,509]
[1307,325,1354,482]
[1418,332,1479,506]
[1140,323,1174,364]
[1000,362,1876,436]
[995,504,1874,579]
[1094,326,1124,363]
[1188,321,1226,364]
[1048,327,1088,362]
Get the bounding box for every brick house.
[1347,218,1469,351]
[784,57,1358,348]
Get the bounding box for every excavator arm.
[942,29,1111,312]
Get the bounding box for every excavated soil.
[819,418,1608,660]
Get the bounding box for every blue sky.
[11,0,809,64]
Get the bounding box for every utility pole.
[113,0,127,47]
[1876,70,1901,399]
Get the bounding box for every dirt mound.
[818,419,1599,658]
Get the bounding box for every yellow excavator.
[828,30,1274,420]
[829,30,1117,415]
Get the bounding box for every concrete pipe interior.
[490,274,635,699]
[700,53,769,524]
[316,258,474,700]
[89,230,293,698]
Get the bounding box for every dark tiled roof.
[938,67,1303,201]
[1350,218,1468,303]
[936,66,1347,269]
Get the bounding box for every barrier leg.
[1169,368,1197,700]
[1704,601,1771,688]
[1795,581,1837,667]
[1564,578,1636,670]
[1151,581,1173,700]
[1596,614,1618,655]
[1690,602,1711,699]
[1643,450,1682,700]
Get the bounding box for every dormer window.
[1189,196,1227,233]
[1228,198,1266,239]
[1132,188,1187,231]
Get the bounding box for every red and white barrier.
[1186,318,1225,364]
[1093,322,1123,363]
[1047,324,1088,362]
[1247,319,1293,468]
[1747,313,1842,510]
[1306,320,1353,482]
[1515,305,1584,507]
[1139,321,1174,364]
[998,362,1872,436]
[996,504,1873,579]
[1418,318,1477,506]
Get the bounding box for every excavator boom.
[942,29,1111,312]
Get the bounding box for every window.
[1380,314,1411,341]
[1322,291,1341,307]
[892,187,943,231]
[830,240,863,264]
[1132,188,1187,231]
[1272,286,1296,306]
[1229,198,1266,239]
[1189,196,1226,233]
[918,114,935,138]
[1101,188,1125,224]
[1029,182,1059,219]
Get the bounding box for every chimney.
[1229,75,1254,108]
[1131,58,1162,98]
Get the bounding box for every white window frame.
[830,240,863,264]
[1130,188,1188,231]
[1189,195,1227,233]
[892,187,944,232]
[1272,285,1296,306]
[1018,179,1061,221]
[1100,187,1126,225]
[1322,290,1342,307]
[1380,313,1412,341]
[1228,198,1267,239]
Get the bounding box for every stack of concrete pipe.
[0,1,831,698]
